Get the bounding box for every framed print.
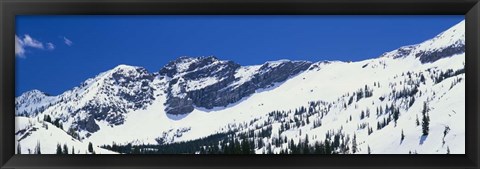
[1,0,479,168]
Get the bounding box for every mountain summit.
[380,20,465,63]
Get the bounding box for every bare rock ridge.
[160,56,313,115]
[380,20,465,63]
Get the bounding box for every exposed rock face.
[160,56,241,115]
[390,46,416,59]
[160,56,312,115]
[71,65,156,130]
[188,60,312,110]
[164,96,194,116]
[110,66,156,110]
[75,115,100,133]
[416,43,465,63]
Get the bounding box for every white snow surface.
[15,116,117,154]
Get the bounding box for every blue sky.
[15,15,464,96]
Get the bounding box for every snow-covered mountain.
[15,20,465,154]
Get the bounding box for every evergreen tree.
[133,147,141,154]
[447,146,450,154]
[234,139,241,154]
[393,108,399,126]
[416,114,420,126]
[44,115,52,123]
[401,129,405,143]
[324,138,332,154]
[421,102,430,136]
[72,146,75,155]
[17,143,22,154]
[56,143,63,154]
[35,141,41,154]
[352,134,357,154]
[63,144,69,154]
[88,142,94,153]
[367,145,371,154]
[303,134,310,154]
[409,97,415,107]
[68,127,80,140]
[240,139,251,154]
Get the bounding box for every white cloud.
[15,34,55,57]
[23,35,44,49]
[63,37,73,46]
[15,35,26,57]
[46,43,55,50]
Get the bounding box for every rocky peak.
[17,89,48,99]
[15,90,53,108]
[160,56,226,78]
[380,20,465,63]
[15,89,56,117]
[107,65,153,85]
[75,65,156,126]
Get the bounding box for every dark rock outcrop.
[161,56,312,115]
[75,115,100,133]
[416,43,465,64]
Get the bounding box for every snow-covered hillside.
[15,117,117,154]
[15,20,465,154]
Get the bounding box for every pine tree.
[447,146,450,154]
[324,138,332,154]
[368,127,373,135]
[289,139,297,154]
[63,144,69,154]
[393,108,399,126]
[352,134,358,154]
[234,139,241,154]
[72,146,75,155]
[421,102,430,136]
[56,143,63,154]
[303,134,310,154]
[88,142,94,153]
[409,97,415,107]
[44,115,52,123]
[416,114,420,126]
[367,145,371,154]
[68,127,80,140]
[34,141,41,154]
[401,129,405,143]
[17,143,22,154]
[59,122,63,130]
[240,139,251,154]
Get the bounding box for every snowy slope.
[15,20,465,154]
[16,90,59,117]
[15,116,118,154]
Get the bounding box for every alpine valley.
[15,20,465,154]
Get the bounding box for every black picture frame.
[1,0,479,168]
